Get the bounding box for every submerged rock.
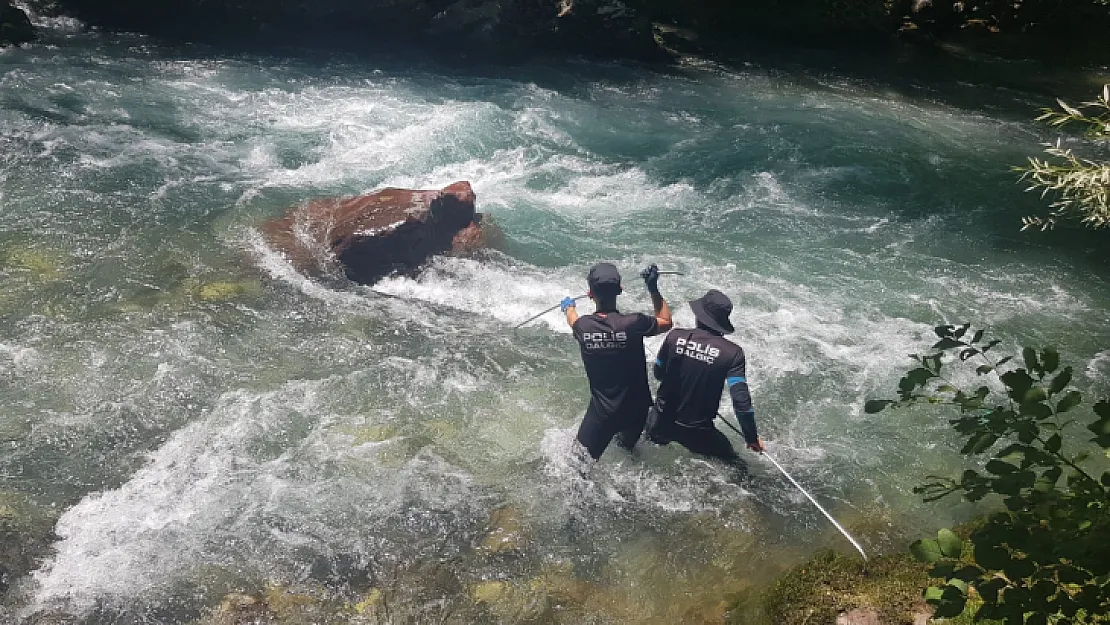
[262,181,498,286]
[478,505,527,554]
[0,491,58,595]
[0,0,34,46]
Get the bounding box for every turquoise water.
[2,16,1109,624]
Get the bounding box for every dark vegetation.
[5,0,1110,65]
[867,325,1110,623]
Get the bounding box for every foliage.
[867,324,1110,624]
[1017,85,1110,230]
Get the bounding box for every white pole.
[718,415,868,562]
[761,450,869,562]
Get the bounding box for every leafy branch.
[868,324,1110,623]
[1016,85,1110,231]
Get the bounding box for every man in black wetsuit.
[561,262,672,460]
[646,289,765,467]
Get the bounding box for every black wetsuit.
[648,327,758,464]
[571,311,658,459]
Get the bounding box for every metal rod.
[513,270,683,330]
[718,416,868,562]
[513,294,588,329]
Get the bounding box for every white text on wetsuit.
[582,331,627,350]
[675,337,719,364]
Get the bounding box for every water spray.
[719,416,869,563]
[513,271,685,329]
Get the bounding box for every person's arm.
[561,296,579,327]
[725,349,764,452]
[640,264,672,336]
[653,334,673,380]
[649,291,672,336]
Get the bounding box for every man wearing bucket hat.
[646,289,764,467]
[561,262,672,460]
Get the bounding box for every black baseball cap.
[690,289,735,334]
[587,263,622,296]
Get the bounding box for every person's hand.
[560,296,577,313]
[747,438,765,453]
[640,263,660,294]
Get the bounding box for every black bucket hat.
[587,262,622,296]
[690,289,734,334]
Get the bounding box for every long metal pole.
[513,294,587,329]
[718,417,868,562]
[512,271,685,330]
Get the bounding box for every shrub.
[867,324,1110,623]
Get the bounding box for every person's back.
[654,327,745,427]
[573,311,655,418]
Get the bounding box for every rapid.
[2,13,1109,624]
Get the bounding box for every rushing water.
[2,14,1109,625]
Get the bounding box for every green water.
[1,15,1109,625]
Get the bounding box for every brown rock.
[262,181,496,285]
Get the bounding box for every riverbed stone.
[0,1,34,46]
[478,505,527,554]
[262,181,497,286]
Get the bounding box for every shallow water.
[1,15,1109,624]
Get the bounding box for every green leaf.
[911,538,943,563]
[1045,433,1062,454]
[974,543,1012,571]
[996,354,1013,366]
[970,329,984,344]
[1001,370,1034,400]
[951,565,981,582]
[954,323,970,339]
[1024,347,1041,375]
[924,586,945,602]
[1041,347,1059,373]
[934,325,954,339]
[1048,366,1072,395]
[864,399,893,414]
[1003,556,1036,580]
[932,585,967,618]
[986,460,1017,475]
[976,365,994,375]
[937,528,962,558]
[1055,390,1081,413]
[976,577,1008,603]
[929,562,956,578]
[1020,401,1053,420]
[960,348,980,361]
[1023,387,1048,404]
[962,433,998,455]
[1033,467,1062,493]
[1096,400,1110,420]
[1087,415,1110,437]
[945,578,968,593]
[933,338,964,350]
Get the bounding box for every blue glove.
[640,263,660,294]
[560,296,577,313]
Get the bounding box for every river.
[1,13,1109,625]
